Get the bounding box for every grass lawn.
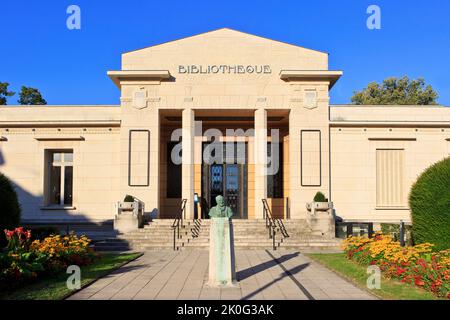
[307,253,440,300]
[0,252,142,300]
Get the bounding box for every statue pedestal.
[208,217,236,287]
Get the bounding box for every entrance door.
[201,142,247,219]
[225,164,239,215]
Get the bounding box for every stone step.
[93,240,132,252]
[144,223,307,228]
[127,230,287,235]
[110,218,339,252]
[94,246,132,252]
[118,235,327,241]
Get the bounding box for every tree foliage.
[0,82,15,105]
[351,76,438,105]
[18,86,47,105]
[409,157,450,251]
[0,172,22,248]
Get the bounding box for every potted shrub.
[119,195,135,211]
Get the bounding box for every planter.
[306,202,335,238]
[118,202,135,211]
[306,201,333,212]
[115,199,145,233]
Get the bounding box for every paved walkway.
[67,250,376,300]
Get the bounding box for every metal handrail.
[262,199,277,250]
[172,199,187,251]
[286,197,290,219]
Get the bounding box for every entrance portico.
[158,108,293,220]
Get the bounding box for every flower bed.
[1,227,97,291]
[342,233,450,299]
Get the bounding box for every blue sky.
[1,0,449,105]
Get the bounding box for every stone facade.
[0,28,449,226]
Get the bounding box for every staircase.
[93,218,342,252]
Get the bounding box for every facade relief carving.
[132,87,148,109]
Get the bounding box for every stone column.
[254,109,268,219]
[182,108,195,219]
[289,109,301,219]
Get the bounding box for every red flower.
[431,280,441,291]
[4,229,14,239]
[416,259,427,269]
[414,276,425,286]
[396,267,407,276]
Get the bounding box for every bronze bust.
[208,195,233,218]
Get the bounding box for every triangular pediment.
[124,28,326,55]
[122,28,328,71]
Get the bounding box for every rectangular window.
[166,142,182,198]
[46,150,73,206]
[267,141,283,198]
[376,149,405,207]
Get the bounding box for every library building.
[1,28,449,247]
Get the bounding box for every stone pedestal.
[306,202,335,238]
[208,217,236,286]
[114,201,144,233]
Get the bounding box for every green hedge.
[409,157,450,251]
[0,173,21,247]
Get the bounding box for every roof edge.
[123,27,328,55]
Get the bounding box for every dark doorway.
[201,142,247,219]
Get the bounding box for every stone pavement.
[67,250,377,300]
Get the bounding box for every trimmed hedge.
[409,157,450,251]
[0,173,21,247]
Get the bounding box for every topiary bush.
[313,191,327,202]
[409,157,450,251]
[0,172,21,248]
